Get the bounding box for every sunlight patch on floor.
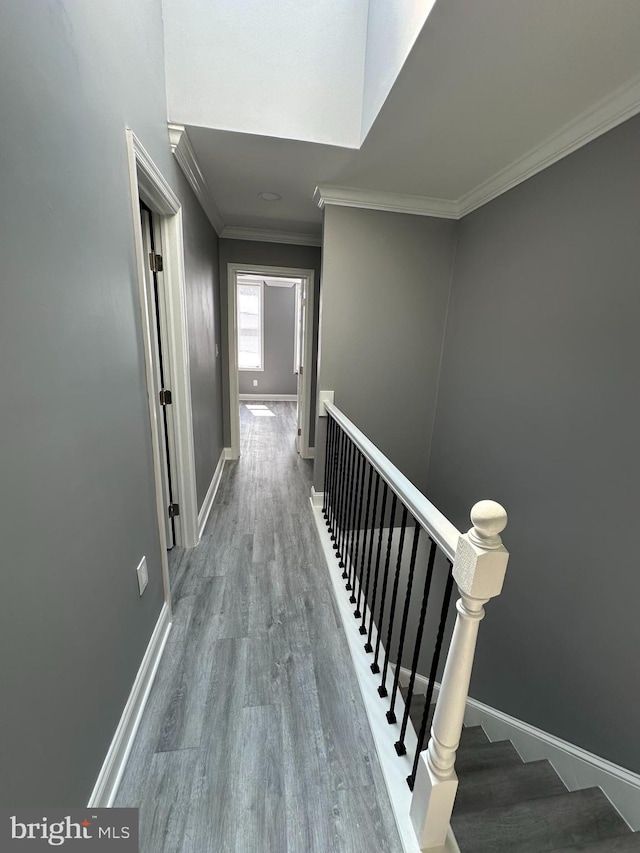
[244,404,275,417]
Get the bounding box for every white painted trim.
[221,225,321,247]
[197,449,226,541]
[126,129,199,557]
[228,263,316,461]
[159,208,200,548]
[310,487,324,508]
[397,667,640,832]
[223,446,234,461]
[314,185,459,220]
[126,132,173,604]
[239,393,298,401]
[325,402,460,561]
[311,501,460,853]
[88,604,172,807]
[457,71,640,216]
[302,446,315,459]
[316,74,640,222]
[237,278,265,372]
[168,124,224,235]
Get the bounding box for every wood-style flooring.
[115,401,403,853]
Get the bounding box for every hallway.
[115,402,403,852]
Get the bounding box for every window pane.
[237,283,263,370]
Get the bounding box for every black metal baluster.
[357,469,378,630]
[386,523,421,724]
[349,453,368,607]
[327,418,340,540]
[336,428,349,564]
[365,481,388,652]
[378,507,408,697]
[408,562,455,790]
[346,450,363,597]
[340,438,355,575]
[371,494,397,673]
[343,441,358,583]
[395,537,437,755]
[322,415,335,528]
[323,415,334,526]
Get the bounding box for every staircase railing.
[320,401,509,850]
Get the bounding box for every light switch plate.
[136,556,148,596]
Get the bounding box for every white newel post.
[410,500,509,850]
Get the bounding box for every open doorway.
[126,129,201,616]
[228,264,315,460]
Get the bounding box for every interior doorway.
[228,264,315,460]
[138,201,180,548]
[126,129,201,620]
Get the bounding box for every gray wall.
[219,239,322,446]
[180,180,224,509]
[314,207,457,494]
[0,0,223,805]
[427,114,640,772]
[238,283,297,395]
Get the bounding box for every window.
[237,280,264,370]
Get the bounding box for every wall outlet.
[136,556,148,596]
[253,379,258,386]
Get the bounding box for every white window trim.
[237,279,265,372]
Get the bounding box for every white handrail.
[325,401,460,561]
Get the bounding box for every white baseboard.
[239,393,297,401]
[197,449,225,541]
[88,603,172,807]
[311,501,459,853]
[223,446,234,461]
[301,446,315,459]
[398,667,640,831]
[310,487,324,508]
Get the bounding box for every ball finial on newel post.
[468,500,508,550]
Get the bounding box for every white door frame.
[125,130,200,609]
[228,262,315,460]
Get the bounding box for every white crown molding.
[317,73,640,222]
[171,73,640,237]
[168,123,225,235]
[457,71,640,217]
[220,225,322,247]
[314,184,459,219]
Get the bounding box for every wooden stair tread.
[454,759,567,815]
[547,833,640,851]
[459,725,490,749]
[455,738,523,775]
[451,787,631,853]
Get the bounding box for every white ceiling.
[179,0,640,240]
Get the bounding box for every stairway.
[402,692,640,852]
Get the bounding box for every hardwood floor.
[115,401,403,853]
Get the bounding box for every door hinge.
[297,428,301,436]
[299,366,303,375]
[301,298,307,307]
[149,252,163,273]
[159,388,172,406]
[168,503,180,518]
